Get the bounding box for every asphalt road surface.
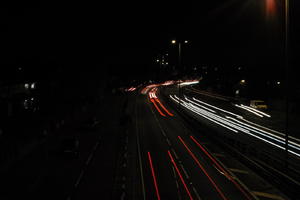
[130,85,291,200]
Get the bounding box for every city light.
[31,83,36,89]
[171,40,176,44]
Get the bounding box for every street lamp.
[283,0,290,169]
[265,0,290,168]
[171,39,189,73]
[171,39,189,109]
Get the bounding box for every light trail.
[169,95,300,158]
[190,136,253,200]
[234,104,264,118]
[155,98,174,116]
[148,152,161,200]
[191,97,243,118]
[168,150,194,200]
[239,104,271,118]
[149,87,173,117]
[178,136,229,200]
[151,98,166,117]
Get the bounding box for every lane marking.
[168,150,194,200]
[166,138,172,146]
[74,170,85,188]
[149,104,171,144]
[148,152,161,200]
[192,186,203,200]
[251,191,286,200]
[178,136,228,200]
[180,164,190,179]
[171,148,179,160]
[211,153,226,158]
[135,103,146,200]
[228,168,249,175]
[172,165,177,178]
[86,153,93,165]
[190,136,253,200]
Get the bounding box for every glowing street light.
[171,40,176,44]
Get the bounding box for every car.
[250,100,268,110]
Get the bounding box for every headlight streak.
[227,117,300,151]
[169,95,300,158]
[170,95,239,133]
[234,104,264,118]
[185,102,251,133]
[240,118,300,143]
[192,97,243,119]
[240,104,271,118]
[184,96,216,113]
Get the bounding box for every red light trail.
[148,152,161,200]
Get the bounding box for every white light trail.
[240,104,271,118]
[235,104,264,118]
[169,95,300,158]
[192,97,243,118]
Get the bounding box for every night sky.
[1,1,299,82]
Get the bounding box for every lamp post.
[283,0,290,169]
[171,39,189,109]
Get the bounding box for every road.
[0,86,294,200]
[168,85,300,165]
[131,85,290,200]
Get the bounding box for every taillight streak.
[155,99,173,116]
[151,99,166,117]
[178,136,229,200]
[167,150,194,200]
[190,136,252,200]
[148,152,161,200]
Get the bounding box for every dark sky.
[1,0,299,80]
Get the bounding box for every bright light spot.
[156,59,160,63]
[31,83,36,89]
[277,81,281,85]
[184,40,188,44]
[240,80,246,84]
[172,40,176,44]
[266,0,276,19]
[24,83,29,89]
[179,80,199,86]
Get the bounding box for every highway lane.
[135,88,255,200]
[165,86,300,161]
[136,95,182,199]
